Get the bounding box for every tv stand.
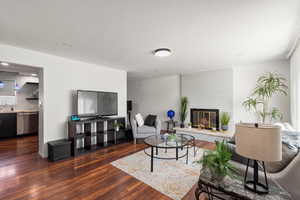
[97,116,111,120]
[68,117,132,156]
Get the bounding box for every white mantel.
[174,127,235,142]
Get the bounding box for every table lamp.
[235,123,282,194]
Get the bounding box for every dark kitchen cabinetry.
[0,113,17,138]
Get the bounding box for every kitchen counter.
[0,110,38,114]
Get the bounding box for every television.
[76,90,118,116]
[98,92,118,116]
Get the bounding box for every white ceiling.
[0,0,299,78]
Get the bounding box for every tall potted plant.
[180,96,188,128]
[220,112,230,131]
[242,72,288,124]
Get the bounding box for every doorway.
[0,61,43,156]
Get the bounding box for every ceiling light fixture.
[0,62,9,66]
[31,73,38,77]
[153,48,172,57]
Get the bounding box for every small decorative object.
[71,115,80,121]
[167,110,175,120]
[197,140,237,182]
[180,96,188,128]
[220,112,230,131]
[168,133,177,142]
[113,122,123,132]
[0,81,5,88]
[235,123,282,194]
[242,72,287,124]
[188,122,192,129]
[163,133,169,141]
[211,127,217,132]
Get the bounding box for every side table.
[164,120,178,133]
[195,168,291,200]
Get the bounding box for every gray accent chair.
[131,117,161,144]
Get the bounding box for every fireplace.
[190,109,219,130]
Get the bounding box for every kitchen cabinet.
[0,113,17,138]
[17,112,38,135]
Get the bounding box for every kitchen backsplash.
[0,72,39,111]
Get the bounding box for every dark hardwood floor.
[0,135,214,200]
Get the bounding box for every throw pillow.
[135,113,144,127]
[265,143,298,173]
[144,115,157,127]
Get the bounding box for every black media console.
[68,117,131,157]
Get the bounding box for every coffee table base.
[144,146,189,172]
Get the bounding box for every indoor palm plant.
[197,141,237,182]
[180,96,188,128]
[220,112,230,131]
[242,72,287,123]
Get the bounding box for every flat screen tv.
[76,90,118,116]
[98,92,118,116]
[77,90,98,116]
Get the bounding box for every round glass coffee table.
[144,134,190,172]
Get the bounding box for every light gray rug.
[111,147,204,200]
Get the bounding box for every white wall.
[0,44,127,157]
[290,45,300,130]
[181,69,234,126]
[128,61,290,130]
[233,60,290,123]
[127,75,180,128]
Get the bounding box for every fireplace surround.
[190,109,219,130]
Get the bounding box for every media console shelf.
[68,117,130,156]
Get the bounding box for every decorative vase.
[209,168,225,182]
[115,127,119,132]
[221,125,228,131]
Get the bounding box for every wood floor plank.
[0,135,213,200]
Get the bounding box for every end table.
[195,168,291,200]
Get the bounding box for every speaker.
[127,100,132,112]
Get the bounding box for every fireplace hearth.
[190,109,219,130]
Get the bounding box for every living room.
[0,1,299,200]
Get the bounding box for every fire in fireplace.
[190,109,219,130]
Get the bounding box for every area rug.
[111,147,204,200]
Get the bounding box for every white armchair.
[131,117,161,144]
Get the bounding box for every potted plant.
[167,133,177,142]
[196,141,237,182]
[220,112,230,131]
[242,72,287,124]
[187,122,192,129]
[113,122,123,132]
[180,96,188,128]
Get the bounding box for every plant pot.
[209,168,225,182]
[115,127,119,132]
[180,123,185,128]
[221,125,228,131]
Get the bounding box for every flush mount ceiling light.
[153,48,172,57]
[0,62,9,66]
